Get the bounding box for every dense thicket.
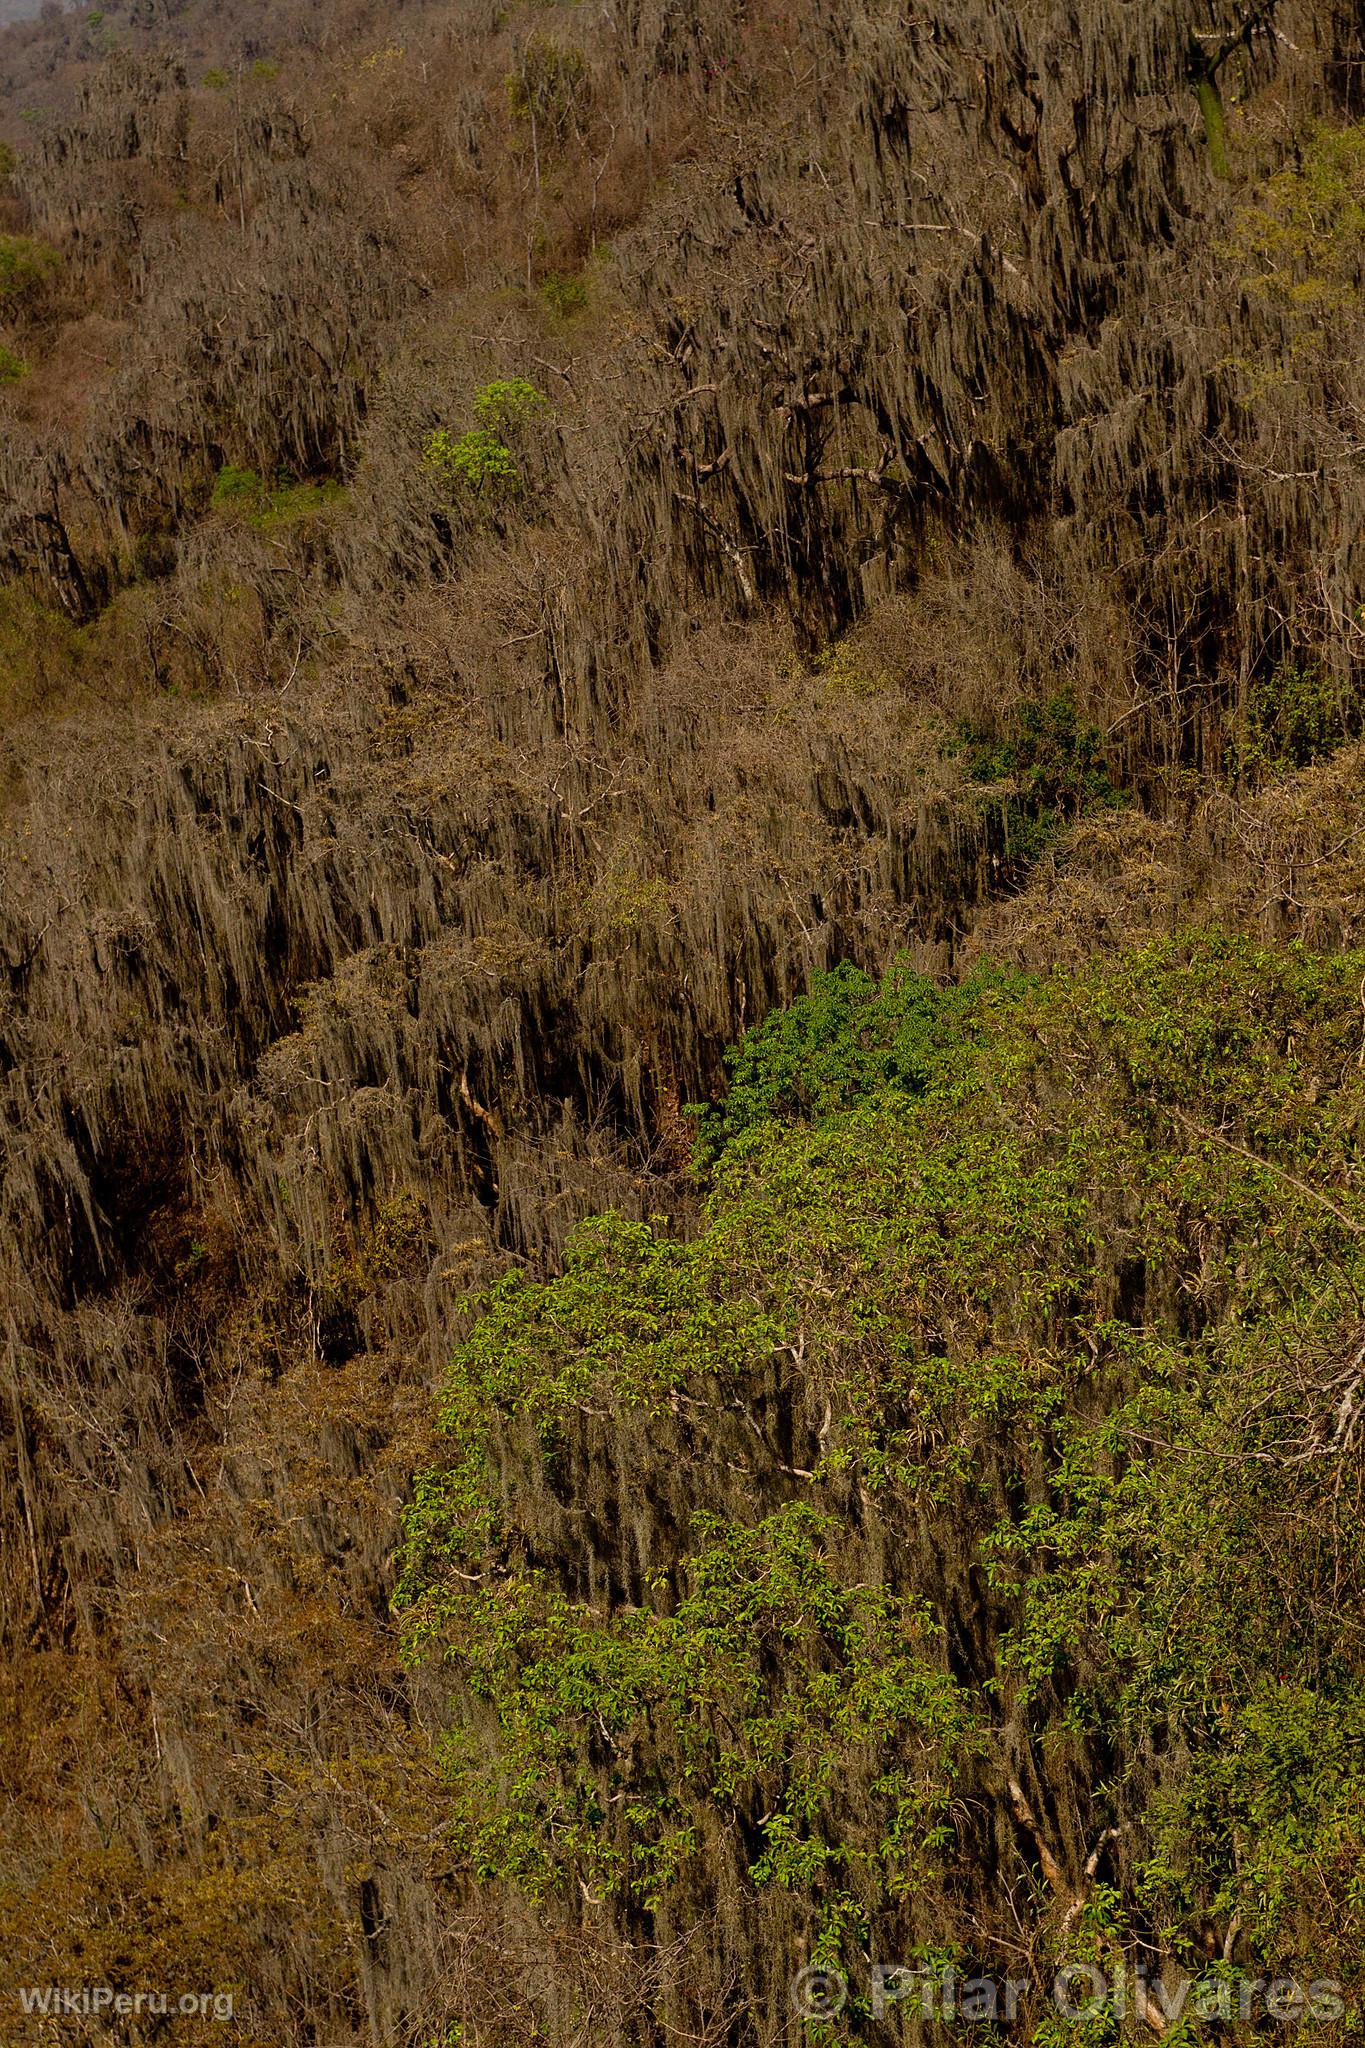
[1,0,1364,2040]
[403,938,1365,2040]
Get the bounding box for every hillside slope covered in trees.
[1,0,1364,2042]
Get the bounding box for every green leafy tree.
[400,935,1365,2006]
[422,427,519,494]
[422,380,548,497]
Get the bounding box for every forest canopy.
[1,0,1364,2041]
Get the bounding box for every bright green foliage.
[0,341,27,384]
[422,1505,971,1913]
[256,478,347,527]
[1231,118,1365,316]
[394,1212,774,1600]
[400,935,1365,2001]
[1229,657,1344,781]
[422,426,520,493]
[690,956,1028,1165]
[210,464,265,509]
[1140,1686,1365,1963]
[423,384,546,497]
[0,232,60,302]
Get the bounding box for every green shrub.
[1230,657,1344,781]
[210,464,265,509]
[209,465,345,528]
[254,478,346,528]
[957,689,1115,815]
[953,688,1121,876]
[809,635,888,695]
[423,427,520,493]
[690,956,1027,1167]
[539,271,587,319]
[0,341,27,384]
[409,1503,970,1913]
[471,376,548,434]
[1229,118,1365,317]
[0,233,60,302]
